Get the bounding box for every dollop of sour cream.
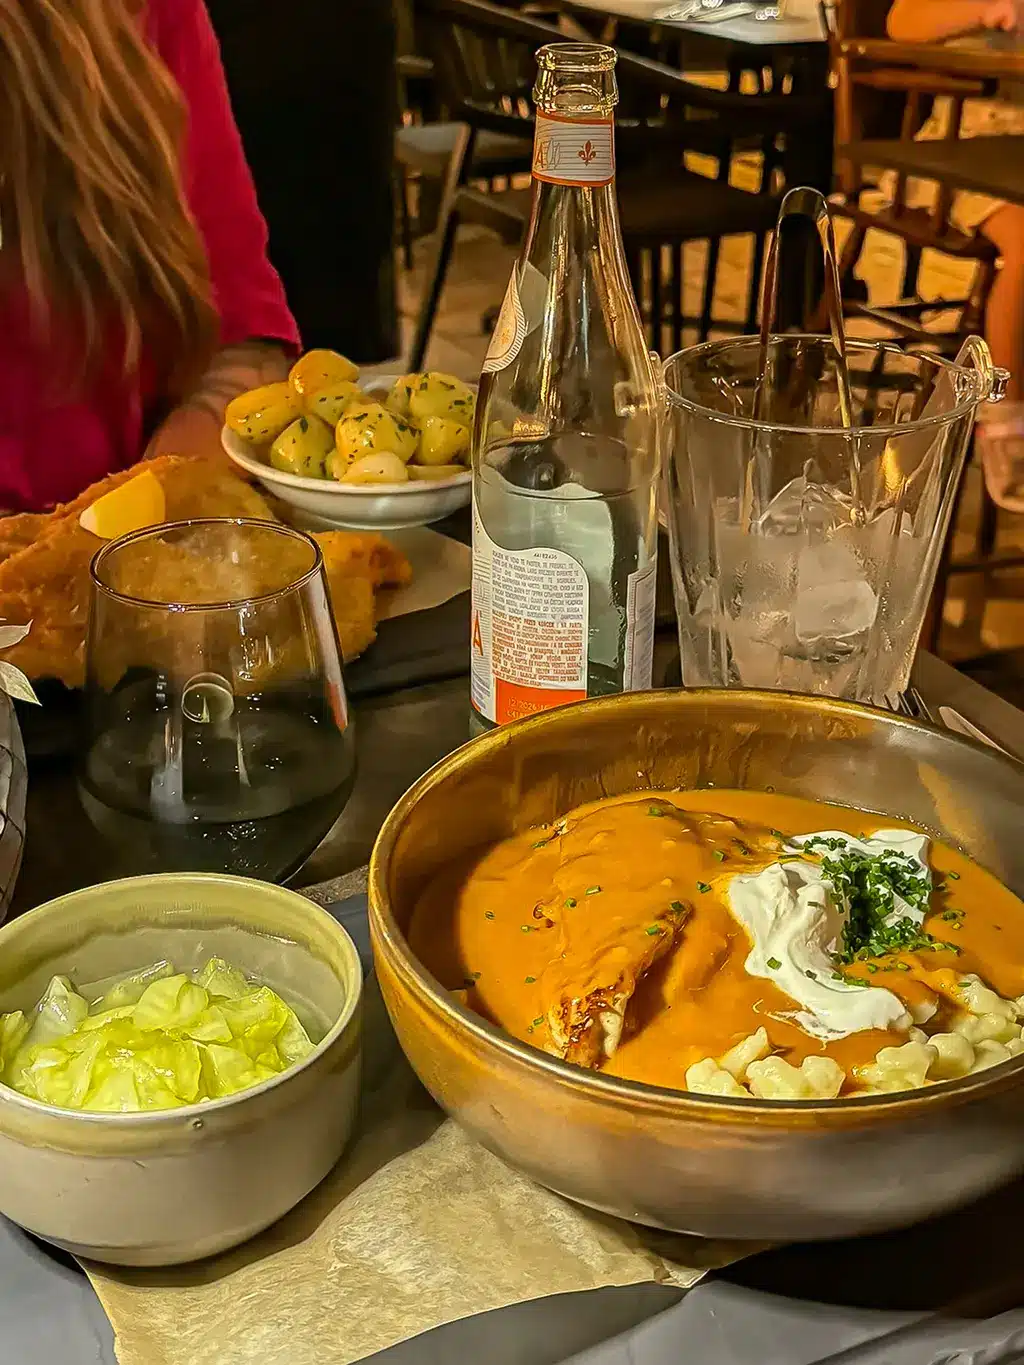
[725,829,932,1041]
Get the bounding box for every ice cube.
[794,577,879,645]
[757,476,858,537]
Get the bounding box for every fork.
[900,687,1018,762]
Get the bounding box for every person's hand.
[144,401,226,464]
[980,0,1019,30]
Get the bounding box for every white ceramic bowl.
[0,874,362,1266]
[222,374,472,531]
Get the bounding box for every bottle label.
[481,272,527,375]
[471,501,589,725]
[532,111,615,188]
[623,559,658,692]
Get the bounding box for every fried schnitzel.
[0,456,411,687]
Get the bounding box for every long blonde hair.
[0,0,217,395]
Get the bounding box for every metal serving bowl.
[0,874,362,1266]
[370,689,1024,1242]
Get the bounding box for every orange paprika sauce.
[407,791,1024,1093]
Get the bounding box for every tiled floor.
[396,188,1024,658]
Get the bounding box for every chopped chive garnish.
[697,881,712,894]
[531,840,548,849]
[485,911,495,920]
[713,849,726,862]
[947,871,960,881]
[648,805,665,817]
[767,956,781,971]
[770,829,784,840]
[804,836,848,852]
[866,963,878,974]
[807,841,936,964]
[805,969,817,980]
[670,900,685,914]
[735,841,751,855]
[586,885,602,895]
[895,961,910,972]
[525,975,536,984]
[646,925,662,936]
[520,925,533,933]
[532,1016,544,1027]
[565,897,577,908]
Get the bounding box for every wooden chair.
[393,0,533,271]
[826,0,1001,351]
[826,0,1024,653]
[408,0,819,370]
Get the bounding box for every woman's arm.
[145,341,288,461]
[887,0,1019,42]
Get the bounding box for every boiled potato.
[342,453,409,485]
[384,374,417,419]
[407,464,466,482]
[288,349,359,406]
[225,382,300,445]
[417,415,470,466]
[307,380,366,426]
[325,449,350,483]
[335,402,419,464]
[269,414,334,478]
[408,372,475,424]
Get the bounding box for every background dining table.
[562,0,827,50]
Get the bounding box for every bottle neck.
[531,108,615,190]
[523,109,624,265]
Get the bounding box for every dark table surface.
[10,578,1024,1361]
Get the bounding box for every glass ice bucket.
[662,335,1006,708]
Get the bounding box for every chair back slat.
[421,0,545,134]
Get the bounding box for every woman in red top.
[0,0,300,512]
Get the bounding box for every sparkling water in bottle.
[470,42,661,731]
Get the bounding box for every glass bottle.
[470,42,662,731]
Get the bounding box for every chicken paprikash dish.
[409,790,1024,1100]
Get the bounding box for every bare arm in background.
[886,0,1019,42]
[145,341,289,462]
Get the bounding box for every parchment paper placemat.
[84,901,761,1365]
[377,527,470,622]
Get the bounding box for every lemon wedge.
[79,469,166,540]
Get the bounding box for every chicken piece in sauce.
[538,799,770,1067]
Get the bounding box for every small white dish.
[221,374,472,532]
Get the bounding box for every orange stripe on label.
[494,680,587,725]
